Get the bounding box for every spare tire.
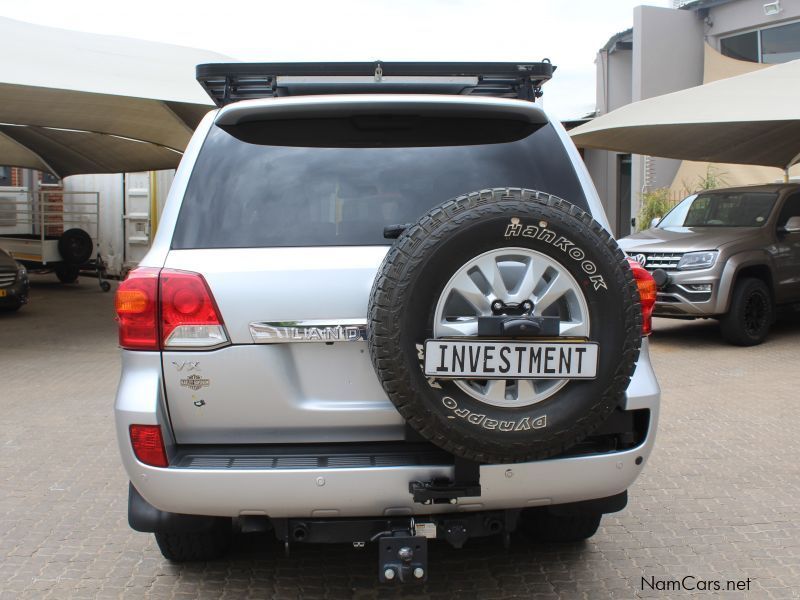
[368,188,642,463]
[58,228,93,265]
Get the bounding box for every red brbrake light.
[627,258,657,335]
[159,269,227,349]
[115,267,160,350]
[129,424,168,467]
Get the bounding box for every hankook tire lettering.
[505,218,608,290]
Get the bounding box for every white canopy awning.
[570,58,800,170]
[0,17,232,177]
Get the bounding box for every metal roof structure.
[0,17,230,177]
[570,58,800,171]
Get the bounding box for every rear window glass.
[172,118,588,249]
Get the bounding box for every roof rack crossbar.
[196,61,555,107]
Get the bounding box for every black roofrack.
[196,61,556,107]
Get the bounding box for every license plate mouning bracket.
[477,314,561,337]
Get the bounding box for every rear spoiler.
[196,61,556,107]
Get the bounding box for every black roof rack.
[196,61,556,107]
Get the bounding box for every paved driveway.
[1,276,798,599]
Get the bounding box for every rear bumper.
[115,340,660,519]
[123,436,655,519]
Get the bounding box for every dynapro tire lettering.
[442,396,546,431]
[504,217,607,291]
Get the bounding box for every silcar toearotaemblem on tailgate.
[249,319,368,343]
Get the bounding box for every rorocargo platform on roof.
[196,61,556,106]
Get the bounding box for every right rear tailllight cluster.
[115,267,228,351]
[626,257,657,336]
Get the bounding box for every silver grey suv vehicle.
[620,184,800,346]
[114,62,660,582]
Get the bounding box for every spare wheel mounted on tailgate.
[368,188,642,464]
